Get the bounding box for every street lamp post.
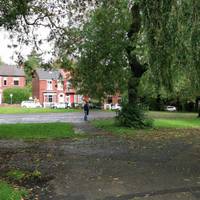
[10,93,13,104]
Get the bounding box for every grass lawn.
[154,118,200,128]
[91,111,200,137]
[0,181,28,200]
[0,107,80,114]
[148,111,198,119]
[149,111,200,128]
[0,123,80,139]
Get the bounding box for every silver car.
[21,101,42,108]
[166,106,176,112]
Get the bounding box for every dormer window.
[47,80,53,90]
[67,80,72,90]
[57,80,63,90]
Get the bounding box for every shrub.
[3,87,31,104]
[116,102,153,128]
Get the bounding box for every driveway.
[0,111,116,124]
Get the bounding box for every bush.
[3,87,31,104]
[116,102,153,128]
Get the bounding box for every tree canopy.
[24,49,41,84]
[74,0,200,95]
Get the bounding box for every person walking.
[83,101,89,121]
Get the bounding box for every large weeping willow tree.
[74,0,200,127]
[143,0,200,117]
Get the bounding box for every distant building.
[104,94,121,110]
[32,68,83,107]
[0,64,26,104]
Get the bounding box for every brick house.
[32,68,83,107]
[103,94,122,109]
[0,64,26,104]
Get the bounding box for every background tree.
[24,50,41,84]
[74,0,130,100]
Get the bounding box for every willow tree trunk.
[198,98,200,118]
[127,4,146,105]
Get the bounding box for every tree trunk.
[127,4,146,105]
[196,97,200,118]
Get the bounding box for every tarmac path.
[0,111,116,124]
[0,112,199,200]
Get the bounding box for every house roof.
[36,68,61,80]
[0,64,25,77]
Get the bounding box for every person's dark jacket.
[83,103,89,115]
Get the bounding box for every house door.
[58,93,65,103]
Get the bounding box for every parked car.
[111,104,122,111]
[74,103,83,108]
[165,106,176,112]
[21,101,42,108]
[51,102,71,109]
[89,103,102,109]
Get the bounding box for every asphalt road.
[0,111,116,124]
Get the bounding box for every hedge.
[3,87,31,104]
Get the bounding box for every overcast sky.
[0,28,54,65]
[0,29,29,64]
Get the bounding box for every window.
[3,78,7,86]
[57,81,63,90]
[66,95,70,103]
[78,95,83,103]
[14,80,19,85]
[68,81,72,88]
[13,78,19,86]
[47,80,53,90]
[47,95,53,102]
[67,80,72,91]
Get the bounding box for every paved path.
[0,112,199,200]
[0,125,199,200]
[0,111,116,124]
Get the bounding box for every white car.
[51,102,71,109]
[166,106,176,112]
[111,104,122,111]
[21,101,42,108]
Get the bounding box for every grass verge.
[0,122,81,139]
[155,118,200,128]
[0,181,28,200]
[0,107,80,114]
[91,116,200,137]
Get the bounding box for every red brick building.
[0,64,26,104]
[32,68,83,107]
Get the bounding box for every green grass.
[0,123,79,139]
[149,111,200,128]
[0,107,79,114]
[0,181,28,200]
[155,118,200,128]
[92,111,200,136]
[92,119,138,136]
[148,111,198,119]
